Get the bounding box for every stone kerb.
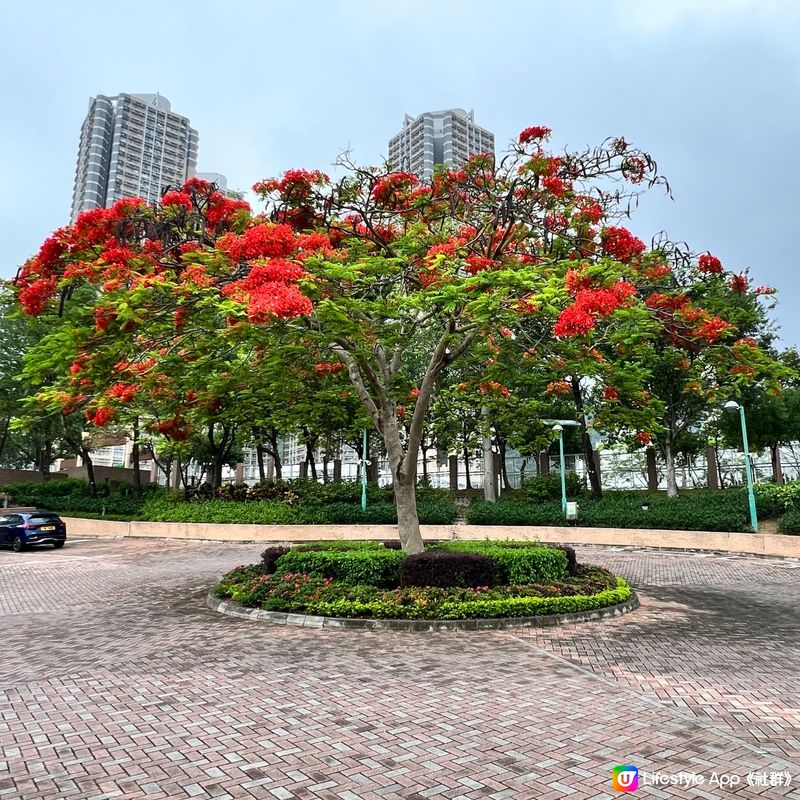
[206,590,640,631]
[61,516,800,559]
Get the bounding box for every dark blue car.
[0,508,67,552]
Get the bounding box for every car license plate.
[40,525,55,531]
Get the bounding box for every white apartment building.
[388,108,495,181]
[70,93,199,221]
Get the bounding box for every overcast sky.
[2,0,798,344]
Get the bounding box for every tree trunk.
[571,377,602,500]
[664,431,678,498]
[394,474,423,554]
[421,443,429,482]
[482,406,496,502]
[498,438,509,490]
[267,429,282,479]
[83,449,98,498]
[463,446,472,489]
[0,418,10,463]
[322,454,329,483]
[131,417,141,500]
[37,439,52,480]
[771,443,784,485]
[255,442,267,483]
[519,457,527,486]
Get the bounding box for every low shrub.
[400,551,498,589]
[213,565,630,620]
[296,540,385,551]
[432,541,569,583]
[778,508,800,534]
[754,482,800,518]
[273,548,405,587]
[520,471,586,503]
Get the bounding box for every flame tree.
[13,127,784,550]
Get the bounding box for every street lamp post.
[361,428,368,512]
[724,401,758,532]
[552,424,567,516]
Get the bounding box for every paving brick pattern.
[0,538,798,799]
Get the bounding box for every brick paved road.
[1,538,798,799]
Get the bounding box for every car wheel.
[53,541,65,549]
[11,535,26,553]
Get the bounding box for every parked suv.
[0,508,67,552]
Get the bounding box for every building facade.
[70,93,199,221]
[388,108,495,181]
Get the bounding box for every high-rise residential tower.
[387,108,494,181]
[70,93,199,221]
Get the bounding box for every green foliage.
[753,481,800,517]
[273,548,405,587]
[778,508,800,534]
[467,490,752,531]
[431,540,568,582]
[520,471,586,502]
[213,564,630,620]
[0,478,146,516]
[467,499,564,526]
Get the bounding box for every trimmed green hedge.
[138,498,455,525]
[467,491,751,532]
[273,548,405,587]
[430,540,568,582]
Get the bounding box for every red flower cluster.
[253,169,328,200]
[602,386,619,401]
[479,381,510,398]
[553,306,596,337]
[425,237,465,264]
[155,417,190,441]
[600,227,646,262]
[161,190,193,210]
[371,172,419,207]
[297,232,332,255]
[754,285,776,296]
[696,317,733,341]
[244,283,312,323]
[573,197,603,225]
[554,283,636,337]
[18,277,57,315]
[106,382,138,403]
[94,307,116,332]
[636,432,652,445]
[546,380,572,397]
[541,175,570,197]
[206,194,250,229]
[314,362,344,374]
[734,337,758,348]
[465,254,495,274]
[219,224,297,262]
[87,406,115,427]
[728,274,748,293]
[518,126,552,144]
[698,253,723,274]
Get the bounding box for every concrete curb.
[60,516,800,559]
[206,589,640,632]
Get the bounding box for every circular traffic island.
[209,540,637,631]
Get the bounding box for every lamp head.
[723,401,740,412]
[552,424,564,433]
